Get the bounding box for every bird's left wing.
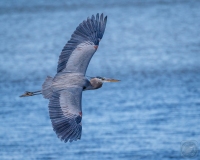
[57,13,107,75]
[48,87,83,142]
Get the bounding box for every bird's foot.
[19,90,41,97]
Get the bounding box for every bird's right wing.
[57,13,107,74]
[48,87,82,143]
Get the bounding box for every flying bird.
[20,13,119,143]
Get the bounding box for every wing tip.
[52,121,82,143]
[95,13,107,20]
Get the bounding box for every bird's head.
[89,76,120,89]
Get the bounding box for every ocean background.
[0,0,200,159]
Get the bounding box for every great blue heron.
[20,13,119,143]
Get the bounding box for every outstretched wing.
[48,87,83,143]
[57,13,107,74]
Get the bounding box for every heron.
[20,13,119,143]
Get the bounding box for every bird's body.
[49,72,87,93]
[20,13,119,143]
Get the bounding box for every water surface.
[0,0,200,159]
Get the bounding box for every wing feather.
[57,13,107,73]
[48,87,82,142]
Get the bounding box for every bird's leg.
[19,90,42,97]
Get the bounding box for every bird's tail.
[19,90,42,97]
[42,76,53,99]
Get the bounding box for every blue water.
[0,0,200,159]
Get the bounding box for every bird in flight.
[20,13,120,143]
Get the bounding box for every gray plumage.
[45,13,107,142]
[20,13,119,143]
[57,13,107,74]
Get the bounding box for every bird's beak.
[102,78,120,82]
